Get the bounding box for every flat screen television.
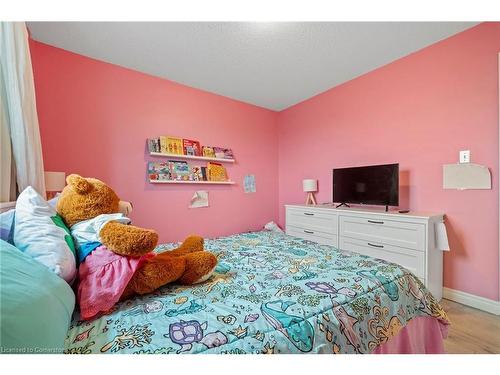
[333,163,399,208]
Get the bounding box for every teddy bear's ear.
[66,174,93,194]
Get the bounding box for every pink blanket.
[372,316,448,354]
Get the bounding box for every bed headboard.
[0,201,16,213]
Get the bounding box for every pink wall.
[29,40,279,243]
[277,23,500,301]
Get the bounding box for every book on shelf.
[148,161,171,181]
[168,137,184,155]
[207,162,228,182]
[191,165,205,181]
[159,136,167,154]
[147,138,160,153]
[169,160,191,181]
[213,147,234,159]
[200,166,208,181]
[159,136,184,155]
[183,139,202,156]
[202,146,216,158]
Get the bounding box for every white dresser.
[285,204,444,300]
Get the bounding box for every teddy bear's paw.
[178,252,218,285]
[177,235,205,253]
[100,221,159,257]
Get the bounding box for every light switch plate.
[459,150,470,163]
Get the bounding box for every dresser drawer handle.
[304,213,315,216]
[367,242,384,248]
[367,220,384,224]
[304,230,314,234]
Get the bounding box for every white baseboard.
[443,287,500,315]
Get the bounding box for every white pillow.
[14,187,76,283]
[47,192,60,208]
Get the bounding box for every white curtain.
[0,22,45,201]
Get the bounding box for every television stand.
[335,202,350,208]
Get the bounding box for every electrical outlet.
[459,150,470,163]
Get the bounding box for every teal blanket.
[64,231,448,354]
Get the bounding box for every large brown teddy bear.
[57,174,217,320]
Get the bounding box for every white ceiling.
[28,22,477,111]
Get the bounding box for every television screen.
[333,164,399,207]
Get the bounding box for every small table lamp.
[303,179,317,205]
[44,171,66,199]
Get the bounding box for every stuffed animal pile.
[57,174,217,320]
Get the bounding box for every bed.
[63,230,449,354]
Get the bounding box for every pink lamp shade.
[44,171,66,192]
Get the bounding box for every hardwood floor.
[441,298,500,354]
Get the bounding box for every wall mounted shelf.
[149,180,235,185]
[149,152,235,163]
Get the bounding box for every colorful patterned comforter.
[64,231,449,354]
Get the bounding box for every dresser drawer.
[286,225,337,246]
[339,236,425,279]
[286,208,337,234]
[339,215,425,251]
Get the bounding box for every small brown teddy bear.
[57,174,217,320]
